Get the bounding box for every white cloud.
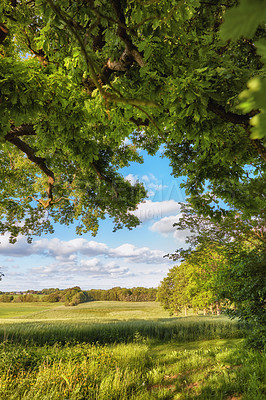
[142,173,168,198]
[141,173,157,184]
[28,257,130,279]
[31,263,64,277]
[141,174,150,182]
[148,182,166,191]
[0,237,109,258]
[109,243,167,264]
[0,264,8,273]
[0,235,34,257]
[125,174,139,185]
[80,258,105,272]
[150,215,191,243]
[34,238,109,258]
[173,229,191,242]
[80,259,129,276]
[0,234,168,267]
[131,200,181,222]
[150,215,180,235]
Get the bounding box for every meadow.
[0,301,265,399]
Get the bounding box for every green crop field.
[0,301,173,322]
[0,301,59,319]
[0,301,265,399]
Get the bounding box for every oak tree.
[0,0,265,242]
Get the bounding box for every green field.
[0,301,265,399]
[0,301,173,322]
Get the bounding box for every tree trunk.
[216,301,221,315]
[184,305,187,316]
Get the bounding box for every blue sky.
[0,150,190,292]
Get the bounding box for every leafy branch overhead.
[0,0,265,241]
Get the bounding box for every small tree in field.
[157,263,191,316]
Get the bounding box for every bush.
[13,294,38,303]
[0,294,13,303]
[43,292,61,302]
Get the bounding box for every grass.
[0,302,57,319]
[0,317,245,346]
[0,301,264,399]
[0,338,264,399]
[0,301,174,321]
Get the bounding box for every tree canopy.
[0,0,265,242]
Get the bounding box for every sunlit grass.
[0,301,264,399]
[0,316,246,346]
[0,301,173,321]
[0,339,265,399]
[0,302,57,319]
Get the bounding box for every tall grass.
[0,317,247,346]
[0,339,264,399]
[0,302,261,399]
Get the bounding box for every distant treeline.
[0,287,89,306]
[87,287,157,302]
[0,286,157,306]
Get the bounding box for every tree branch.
[109,0,146,67]
[207,98,258,125]
[129,117,149,126]
[8,124,36,137]
[208,98,266,161]
[91,162,118,198]
[106,48,134,72]
[45,0,156,108]
[23,29,48,66]
[251,137,266,162]
[5,126,55,208]
[0,23,8,44]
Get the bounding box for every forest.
[0,286,158,304]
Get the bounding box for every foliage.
[13,293,39,302]
[87,287,157,302]
[43,291,61,303]
[169,202,265,260]
[158,245,225,316]
[0,287,157,304]
[221,0,266,140]
[0,0,265,241]
[216,247,266,349]
[157,263,191,316]
[0,294,13,303]
[42,286,90,306]
[40,286,157,303]
[40,288,59,295]
[166,201,266,348]
[0,338,264,400]
[216,249,265,324]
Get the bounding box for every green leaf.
[72,48,80,58]
[220,0,266,40]
[255,38,266,63]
